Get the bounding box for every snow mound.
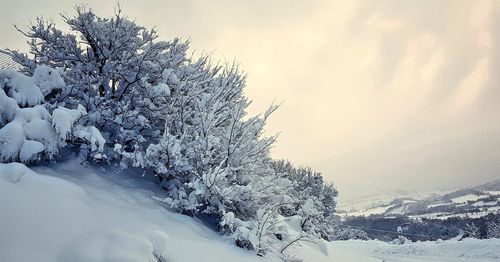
[0,88,18,123]
[0,68,104,162]
[0,65,63,106]
[0,162,36,183]
[0,120,26,161]
[0,69,44,106]
[59,230,159,262]
[32,65,65,95]
[0,69,60,162]
[19,140,45,162]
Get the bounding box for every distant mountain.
[338,179,500,219]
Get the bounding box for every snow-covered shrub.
[0,67,104,163]
[3,5,338,255]
[327,225,369,241]
[221,206,282,255]
[272,160,338,239]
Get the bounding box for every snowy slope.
[0,160,259,262]
[1,161,499,262]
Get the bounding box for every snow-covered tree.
[3,5,338,255]
[3,5,187,160]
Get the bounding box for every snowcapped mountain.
[338,180,500,219]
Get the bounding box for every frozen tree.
[2,5,188,159]
[3,5,338,255]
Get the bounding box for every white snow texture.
[0,67,104,162]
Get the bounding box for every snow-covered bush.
[3,5,187,161]
[327,225,369,241]
[3,5,338,255]
[0,67,103,163]
[272,160,338,239]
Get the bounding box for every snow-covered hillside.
[338,181,500,219]
[338,190,447,217]
[0,160,259,262]
[1,161,499,261]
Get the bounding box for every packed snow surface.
[0,161,499,262]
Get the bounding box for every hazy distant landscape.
[339,179,500,219]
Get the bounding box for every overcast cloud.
[1,0,499,200]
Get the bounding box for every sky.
[1,0,499,200]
